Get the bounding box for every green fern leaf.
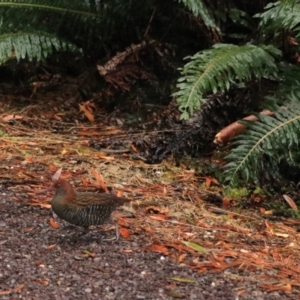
[225,100,300,186]
[173,44,281,119]
[0,32,78,63]
[176,0,220,32]
[256,0,300,38]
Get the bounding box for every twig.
[144,7,157,37]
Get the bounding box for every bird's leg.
[61,225,76,231]
[80,227,90,236]
[69,227,89,242]
[101,222,119,242]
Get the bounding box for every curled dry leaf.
[49,218,60,229]
[33,203,52,209]
[79,103,95,123]
[47,244,57,250]
[92,169,109,192]
[177,253,187,263]
[131,144,138,152]
[146,244,170,255]
[204,176,219,187]
[265,220,273,232]
[283,194,298,211]
[119,227,130,239]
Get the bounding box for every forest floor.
[0,84,300,299]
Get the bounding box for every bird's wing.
[74,192,128,208]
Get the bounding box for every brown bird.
[49,179,130,240]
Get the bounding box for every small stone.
[74,256,83,260]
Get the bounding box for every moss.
[224,187,249,200]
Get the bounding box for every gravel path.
[0,193,297,300]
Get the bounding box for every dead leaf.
[79,103,95,123]
[34,203,51,209]
[142,227,154,233]
[98,155,115,160]
[237,290,246,296]
[53,114,62,121]
[117,190,123,197]
[222,197,233,209]
[122,249,133,253]
[169,277,196,284]
[265,220,273,232]
[283,194,298,211]
[260,283,292,293]
[13,284,24,293]
[182,241,207,253]
[149,215,167,221]
[82,250,96,257]
[47,244,57,250]
[205,176,219,187]
[131,144,138,152]
[91,169,109,192]
[49,218,60,229]
[119,228,130,239]
[259,207,266,214]
[273,232,289,238]
[2,114,24,122]
[22,227,35,233]
[0,290,12,295]
[177,253,187,263]
[262,210,273,215]
[34,279,49,285]
[146,244,169,255]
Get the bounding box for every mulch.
[0,90,300,299]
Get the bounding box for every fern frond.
[0,1,98,16]
[225,100,300,186]
[256,0,300,38]
[0,1,102,63]
[173,44,281,119]
[273,63,300,101]
[0,1,102,38]
[176,0,219,32]
[0,31,78,63]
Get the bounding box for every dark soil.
[0,193,297,300]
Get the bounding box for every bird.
[48,179,130,241]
